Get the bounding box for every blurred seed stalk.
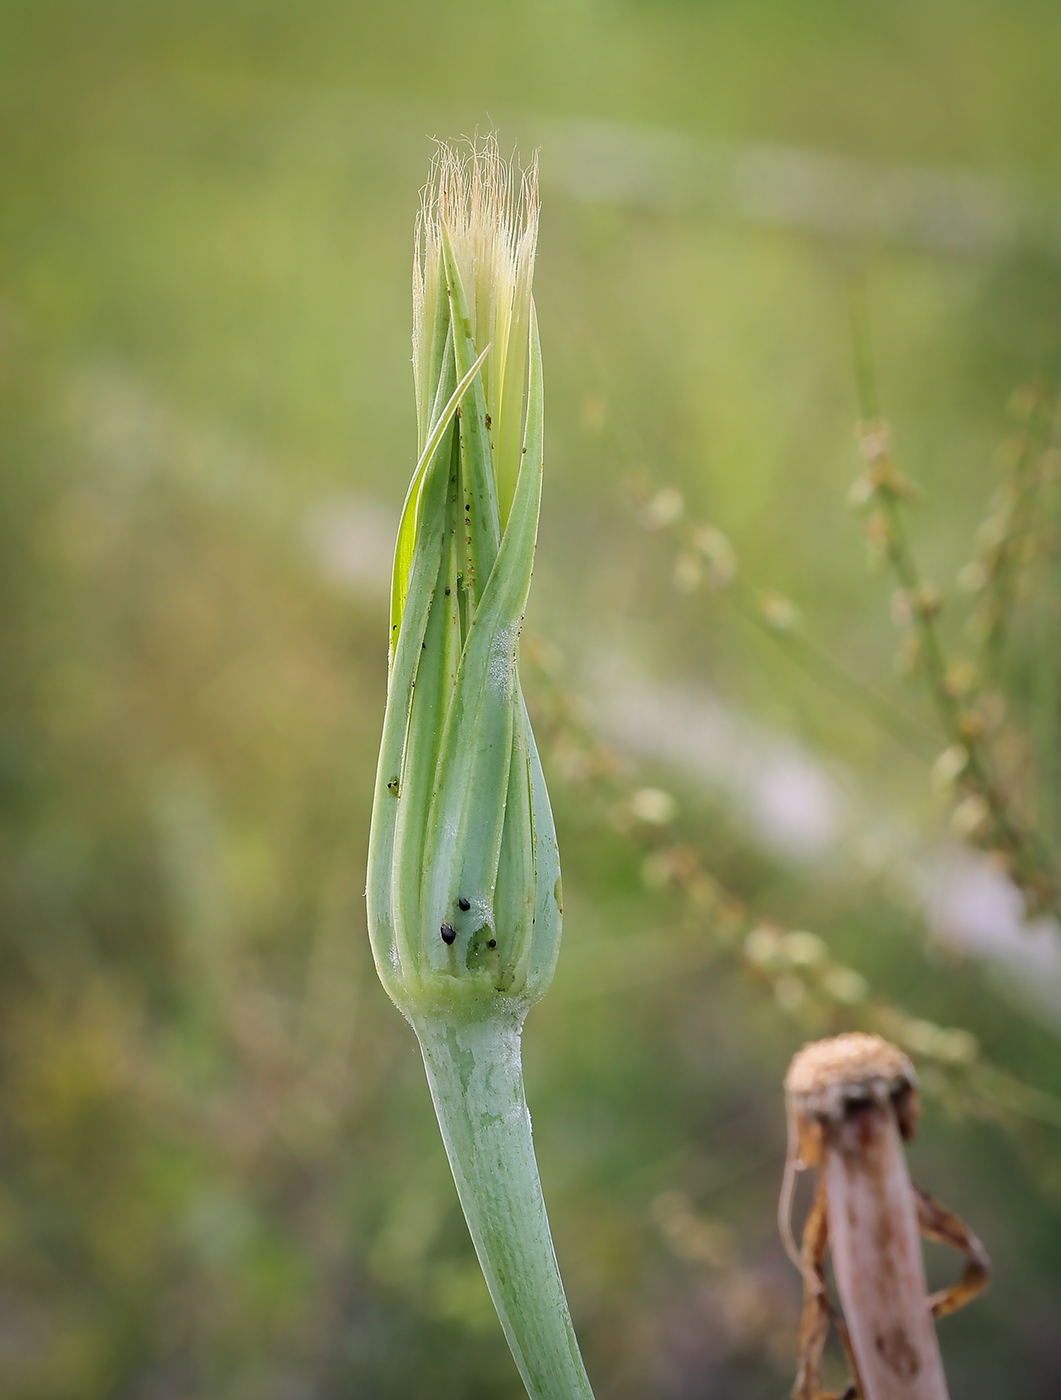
[847,288,1061,916]
[522,637,1061,1132]
[624,327,1061,918]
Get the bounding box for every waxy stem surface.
[414,1008,595,1400]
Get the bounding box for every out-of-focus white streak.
[303,496,396,596]
[593,665,846,862]
[531,115,1049,256]
[591,655,1061,1029]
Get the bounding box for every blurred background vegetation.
[4,1,1061,1395]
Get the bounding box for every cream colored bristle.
[413,138,539,458]
[411,137,540,528]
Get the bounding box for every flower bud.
[367,141,561,1021]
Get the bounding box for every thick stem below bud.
[413,1012,595,1400]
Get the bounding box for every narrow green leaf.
[391,432,464,983]
[391,339,492,652]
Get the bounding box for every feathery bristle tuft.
[414,137,539,526]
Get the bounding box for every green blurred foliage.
[3,1,1061,1396]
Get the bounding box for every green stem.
[413,1010,595,1400]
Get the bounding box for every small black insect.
[465,503,471,511]
[444,586,451,596]
[484,414,491,429]
[440,924,457,945]
[457,897,471,911]
[487,938,497,949]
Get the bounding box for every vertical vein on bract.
[492,699,535,990]
[413,182,449,448]
[392,332,491,652]
[502,314,554,997]
[440,227,501,625]
[392,430,464,982]
[371,436,450,989]
[523,692,563,1001]
[371,338,488,993]
[421,309,544,993]
[496,170,538,528]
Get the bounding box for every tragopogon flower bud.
[368,139,561,1022]
[365,139,593,1400]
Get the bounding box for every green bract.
[369,141,561,1021]
[366,142,594,1400]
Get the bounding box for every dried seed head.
[780,1034,919,1270]
[781,1034,987,1400]
[786,1032,915,1122]
[785,1033,918,1170]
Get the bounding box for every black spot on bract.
[440,924,457,945]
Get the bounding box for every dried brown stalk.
[781,1034,989,1400]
